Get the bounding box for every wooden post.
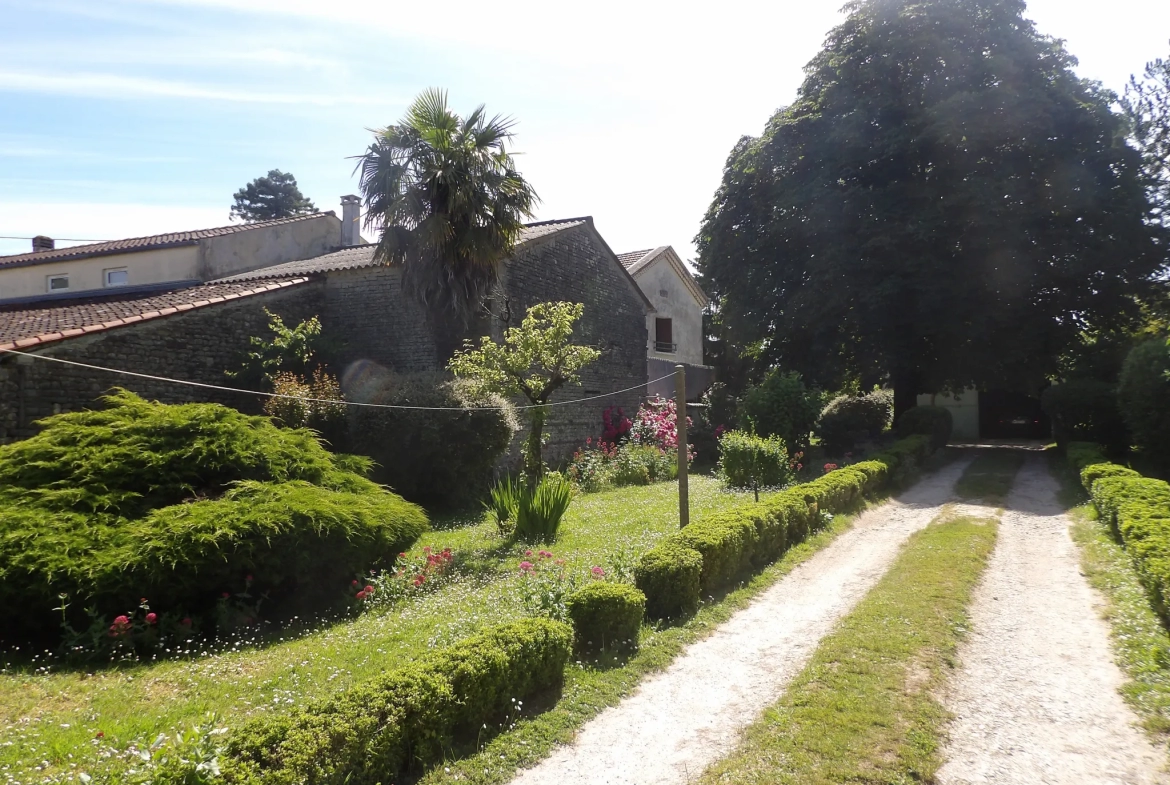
[676,364,689,528]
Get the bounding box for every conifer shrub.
[221,618,572,784]
[0,391,427,642]
[895,405,953,450]
[566,582,646,653]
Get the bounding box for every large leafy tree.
[1123,42,1170,226]
[697,0,1166,417]
[230,170,317,222]
[355,88,538,339]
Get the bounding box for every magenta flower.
[591,566,605,578]
[144,612,157,625]
[519,561,534,573]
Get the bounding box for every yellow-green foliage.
[1070,442,1170,617]
[0,391,428,641]
[566,582,646,654]
[220,618,572,785]
[636,434,935,616]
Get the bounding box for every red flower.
[246,574,254,582]
[180,617,192,627]
[519,561,534,573]
[591,566,605,579]
[355,591,366,600]
[398,552,407,559]
[95,731,104,739]
[144,612,157,625]
[221,592,231,599]
[351,579,359,587]
[525,549,533,557]
[364,585,374,594]
[413,575,425,586]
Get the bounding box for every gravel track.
[509,458,972,785]
[938,455,1167,785]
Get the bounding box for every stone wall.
[0,282,325,443]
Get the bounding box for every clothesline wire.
[0,346,678,411]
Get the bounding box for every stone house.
[0,215,652,462]
[616,245,712,400]
[0,212,343,304]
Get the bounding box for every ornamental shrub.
[1040,379,1127,452]
[566,582,646,653]
[816,389,893,452]
[634,542,703,619]
[739,369,822,448]
[0,391,427,642]
[896,405,953,450]
[221,618,572,784]
[343,370,518,508]
[718,430,791,500]
[1118,338,1170,468]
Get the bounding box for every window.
[655,318,675,353]
[104,268,129,287]
[47,274,69,292]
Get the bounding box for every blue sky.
[1,0,1168,260]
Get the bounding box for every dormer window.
[104,268,129,287]
[47,274,69,292]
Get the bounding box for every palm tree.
[355,89,539,337]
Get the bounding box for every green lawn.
[954,449,1027,504]
[0,477,756,782]
[697,515,998,785]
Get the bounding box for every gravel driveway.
[509,457,972,785]
[937,455,1167,784]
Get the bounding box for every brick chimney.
[32,235,54,253]
[340,195,361,247]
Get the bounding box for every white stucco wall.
[633,256,705,367]
[0,213,341,302]
[199,213,341,279]
[0,245,201,301]
[916,389,980,441]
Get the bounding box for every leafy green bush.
[718,430,791,500]
[634,542,703,619]
[816,389,893,452]
[0,391,427,642]
[344,371,518,507]
[221,618,572,784]
[612,443,676,486]
[739,369,822,448]
[895,405,953,450]
[514,473,573,543]
[1040,379,1127,452]
[566,582,646,653]
[1118,338,1170,468]
[635,435,937,619]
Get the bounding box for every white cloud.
[0,69,385,105]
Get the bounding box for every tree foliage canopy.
[1123,42,1170,226]
[697,0,1166,412]
[230,169,317,223]
[355,88,538,320]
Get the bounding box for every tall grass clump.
[0,390,427,643]
[514,474,573,543]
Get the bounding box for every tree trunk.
[523,406,547,489]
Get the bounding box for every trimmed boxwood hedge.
[0,391,428,641]
[1069,442,1170,617]
[220,618,572,784]
[566,582,646,653]
[635,434,936,619]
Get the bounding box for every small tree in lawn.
[449,302,600,487]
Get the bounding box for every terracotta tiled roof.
[0,213,334,269]
[616,249,653,269]
[0,278,310,352]
[215,217,590,283]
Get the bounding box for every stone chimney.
[340,195,361,247]
[32,235,54,253]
